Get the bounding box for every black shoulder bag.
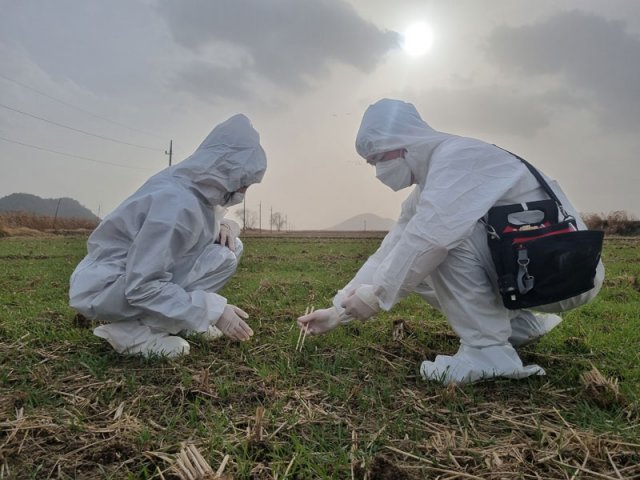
[485,152,604,310]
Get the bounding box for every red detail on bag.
[503,222,551,234]
[512,224,576,245]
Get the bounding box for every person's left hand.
[216,304,253,341]
[218,222,237,252]
[340,284,381,320]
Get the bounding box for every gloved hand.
[218,220,240,252]
[297,307,348,336]
[216,305,253,341]
[340,284,381,320]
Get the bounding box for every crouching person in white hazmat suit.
[69,114,267,358]
[298,99,604,385]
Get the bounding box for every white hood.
[171,114,267,206]
[355,99,453,185]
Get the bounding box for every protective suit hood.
[171,114,267,206]
[355,99,453,185]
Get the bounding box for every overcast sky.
[1,0,638,229]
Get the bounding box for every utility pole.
[259,202,262,232]
[165,140,173,166]
[243,195,246,231]
[53,198,62,230]
[270,206,273,233]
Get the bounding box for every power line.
[0,134,154,171]
[0,73,165,140]
[0,102,164,151]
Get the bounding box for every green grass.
[1,234,639,478]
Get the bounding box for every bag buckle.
[480,219,501,240]
[517,248,534,294]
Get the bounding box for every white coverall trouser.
[74,240,243,353]
[414,222,604,384]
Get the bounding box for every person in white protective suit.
[69,114,267,358]
[297,99,604,385]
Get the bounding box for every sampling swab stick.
[295,306,310,351]
[296,306,314,352]
[298,306,314,352]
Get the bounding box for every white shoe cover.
[181,325,225,339]
[203,325,225,339]
[420,344,545,385]
[127,334,190,358]
[509,313,562,347]
[94,323,190,358]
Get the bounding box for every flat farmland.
[1,234,639,479]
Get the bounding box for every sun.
[401,22,434,56]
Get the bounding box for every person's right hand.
[216,305,254,341]
[297,307,343,336]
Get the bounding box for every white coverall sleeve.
[372,144,526,310]
[124,201,227,333]
[332,187,420,311]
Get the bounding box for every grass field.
[1,234,639,479]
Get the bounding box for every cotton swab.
[295,306,308,351]
[299,306,314,351]
[296,306,314,352]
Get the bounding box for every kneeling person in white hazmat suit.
[70,114,267,358]
[298,99,604,385]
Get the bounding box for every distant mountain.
[327,213,395,231]
[0,193,100,221]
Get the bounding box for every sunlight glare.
[401,22,434,56]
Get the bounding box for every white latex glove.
[218,220,240,252]
[297,307,351,336]
[340,284,380,320]
[216,305,253,341]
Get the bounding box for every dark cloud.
[0,1,172,97]
[485,10,640,131]
[411,87,557,137]
[173,63,253,101]
[157,0,399,99]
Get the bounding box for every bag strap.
[504,150,560,204]
[495,146,573,221]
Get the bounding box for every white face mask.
[222,192,245,207]
[375,158,413,191]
